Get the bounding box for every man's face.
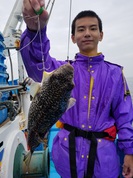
[71,17,103,56]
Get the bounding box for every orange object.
[56,120,64,128]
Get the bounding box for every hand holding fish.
[22,0,49,31]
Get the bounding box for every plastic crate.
[0,41,5,52]
[0,32,4,42]
[8,79,18,86]
[0,52,6,63]
[0,91,9,101]
[0,107,7,124]
[35,143,44,151]
[0,63,7,73]
[0,91,10,124]
[0,73,8,84]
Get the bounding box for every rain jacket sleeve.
[112,71,133,154]
[20,26,66,82]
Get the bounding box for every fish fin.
[41,71,54,83]
[30,82,41,97]
[30,71,54,97]
[23,151,32,167]
[66,98,76,111]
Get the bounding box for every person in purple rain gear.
[21,0,133,177]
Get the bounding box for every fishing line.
[36,16,51,71]
[37,16,46,71]
[4,15,41,83]
[5,0,55,74]
[46,0,51,10]
[37,0,55,71]
[67,0,72,61]
[20,15,41,51]
[10,15,51,71]
[11,15,40,54]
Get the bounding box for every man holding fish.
[21,0,133,177]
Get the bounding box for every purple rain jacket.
[21,27,133,178]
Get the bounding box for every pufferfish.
[24,63,76,166]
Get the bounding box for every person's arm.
[21,0,66,82]
[112,70,133,177]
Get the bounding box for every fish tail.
[23,150,32,167]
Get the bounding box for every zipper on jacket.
[88,76,94,118]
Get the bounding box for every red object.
[104,125,117,141]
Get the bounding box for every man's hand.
[122,155,133,178]
[22,0,49,31]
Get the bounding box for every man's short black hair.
[71,10,103,35]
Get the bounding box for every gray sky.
[0,0,133,78]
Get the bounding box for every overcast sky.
[0,0,133,78]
